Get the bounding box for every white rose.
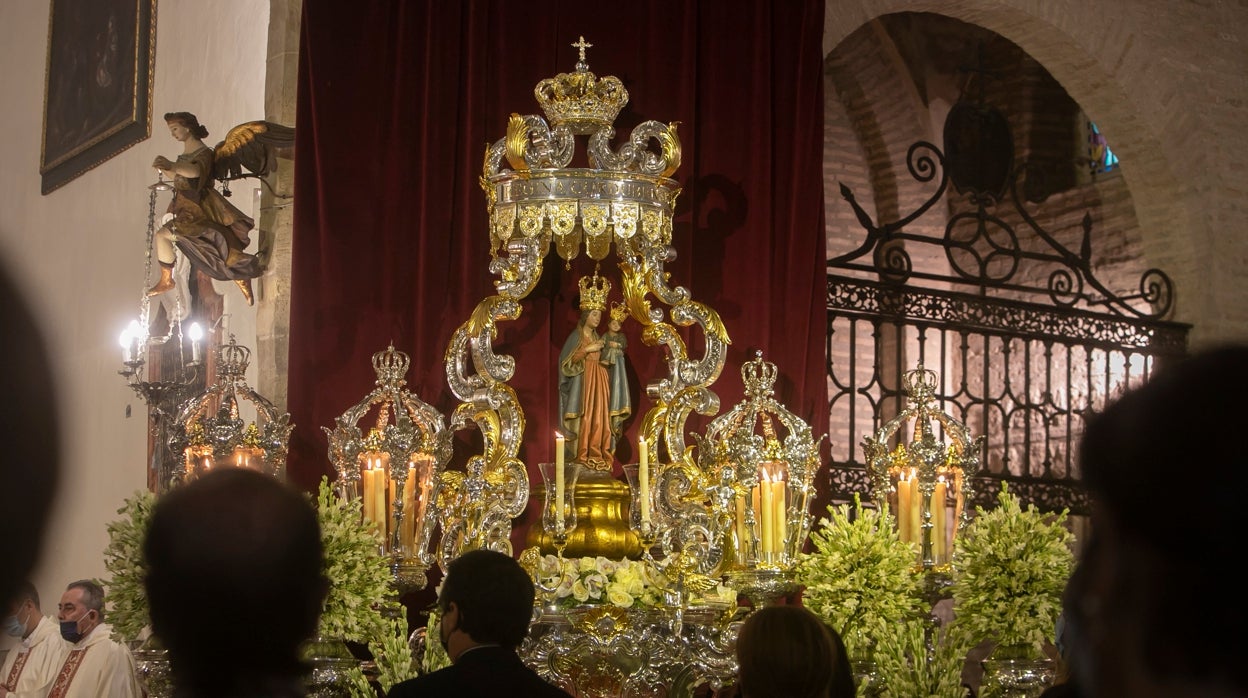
[572,579,590,603]
[606,583,635,608]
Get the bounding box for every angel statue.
[146,111,294,305]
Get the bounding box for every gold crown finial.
[609,301,627,325]
[578,268,611,312]
[534,36,629,134]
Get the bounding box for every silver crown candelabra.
[325,344,453,593]
[167,335,292,485]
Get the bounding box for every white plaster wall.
[0,0,267,617]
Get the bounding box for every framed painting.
[40,0,156,195]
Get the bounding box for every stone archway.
[824,0,1209,335]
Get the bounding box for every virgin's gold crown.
[579,270,611,312]
[534,36,628,134]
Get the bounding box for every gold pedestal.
[529,469,640,559]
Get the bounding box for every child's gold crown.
[609,301,627,324]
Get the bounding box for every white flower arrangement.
[793,495,924,656]
[534,555,737,610]
[315,476,395,643]
[346,614,419,697]
[950,484,1075,649]
[420,607,452,675]
[101,489,157,643]
[873,619,972,698]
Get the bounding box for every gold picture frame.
[40,0,156,195]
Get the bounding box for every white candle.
[638,437,650,525]
[187,322,203,362]
[759,469,775,555]
[119,327,133,362]
[908,470,922,549]
[374,460,388,533]
[897,472,912,543]
[932,477,948,563]
[361,463,375,524]
[772,474,787,555]
[735,494,748,556]
[555,432,566,523]
[401,463,417,552]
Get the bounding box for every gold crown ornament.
[609,301,628,325]
[534,36,628,134]
[579,269,611,311]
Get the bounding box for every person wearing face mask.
[43,580,139,698]
[0,582,68,697]
[387,549,572,698]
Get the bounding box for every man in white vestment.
[0,582,68,697]
[42,580,139,698]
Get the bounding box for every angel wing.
[212,120,296,192]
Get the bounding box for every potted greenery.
[307,476,399,696]
[102,490,173,697]
[950,484,1074,697]
[794,495,924,694]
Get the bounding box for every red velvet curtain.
[289,1,827,531]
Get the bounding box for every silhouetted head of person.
[144,468,327,694]
[735,605,856,698]
[436,548,534,655]
[0,261,59,609]
[1070,345,1248,697]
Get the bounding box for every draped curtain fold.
[289,1,828,538]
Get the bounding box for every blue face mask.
[60,610,92,644]
[3,607,27,637]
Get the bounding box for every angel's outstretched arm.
[152,153,204,180]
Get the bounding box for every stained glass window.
[1088,121,1119,175]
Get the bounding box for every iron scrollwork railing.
[826,97,1189,516]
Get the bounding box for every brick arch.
[825,20,950,277]
[824,0,1197,325]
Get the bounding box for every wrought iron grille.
[826,98,1190,516]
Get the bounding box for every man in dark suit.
[388,549,571,698]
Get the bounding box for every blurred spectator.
[1064,345,1248,697]
[734,604,856,698]
[144,468,327,698]
[0,262,59,609]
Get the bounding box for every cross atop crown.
[572,36,593,70]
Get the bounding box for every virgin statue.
[558,270,631,471]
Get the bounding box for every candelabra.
[691,351,826,608]
[167,335,292,485]
[325,344,453,593]
[864,361,984,585]
[117,174,206,492]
